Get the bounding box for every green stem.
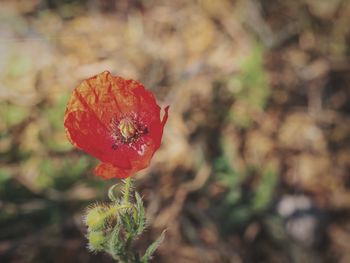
[123,177,132,204]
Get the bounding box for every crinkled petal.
[65,71,136,128]
[64,110,131,169]
[123,106,169,172]
[94,162,133,179]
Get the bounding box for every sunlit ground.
[1,0,350,262]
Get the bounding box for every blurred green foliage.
[38,156,90,190]
[1,103,29,127]
[43,92,73,152]
[228,44,269,128]
[8,55,31,78]
[214,54,277,228]
[233,44,269,109]
[215,153,278,228]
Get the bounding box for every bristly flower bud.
[82,182,165,261]
[87,231,106,252]
[84,203,118,231]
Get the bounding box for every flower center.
[118,118,136,140]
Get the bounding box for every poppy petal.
[64,110,132,169]
[119,106,169,172]
[94,162,133,179]
[161,106,170,128]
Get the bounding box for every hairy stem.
[123,177,132,204]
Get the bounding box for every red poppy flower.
[64,71,169,179]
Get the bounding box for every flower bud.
[84,204,119,231]
[85,206,107,231]
[87,231,106,251]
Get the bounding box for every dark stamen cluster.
[109,115,148,150]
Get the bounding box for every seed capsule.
[118,118,136,140]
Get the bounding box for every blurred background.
[0,0,349,262]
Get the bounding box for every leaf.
[108,183,119,202]
[134,192,146,235]
[252,168,278,212]
[141,230,166,263]
[108,223,125,260]
[121,212,135,235]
